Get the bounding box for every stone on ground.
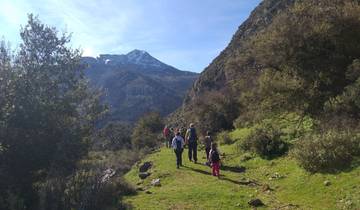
[248,198,264,207]
[138,172,151,179]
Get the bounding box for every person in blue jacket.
[172,131,185,169]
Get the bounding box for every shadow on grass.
[317,158,360,175]
[221,165,246,173]
[182,165,247,185]
[182,165,212,175]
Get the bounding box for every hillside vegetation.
[176,0,360,134]
[124,126,360,210]
[138,1,360,209]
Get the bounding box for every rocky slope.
[184,0,295,103]
[83,50,198,123]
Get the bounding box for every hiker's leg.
[174,150,178,166]
[205,148,210,161]
[212,162,219,176]
[215,162,220,176]
[188,142,193,161]
[179,149,183,166]
[193,142,198,162]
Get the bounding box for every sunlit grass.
[124,128,360,210]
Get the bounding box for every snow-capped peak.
[92,50,169,69]
[126,49,165,68]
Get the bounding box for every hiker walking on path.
[203,131,213,164]
[209,142,221,177]
[185,123,198,163]
[172,131,185,169]
[169,128,175,148]
[163,125,170,148]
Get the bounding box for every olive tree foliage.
[0,14,106,209]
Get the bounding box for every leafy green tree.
[0,14,106,209]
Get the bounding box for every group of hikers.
[162,123,221,177]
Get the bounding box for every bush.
[293,131,360,173]
[94,122,132,151]
[131,112,164,149]
[216,131,233,145]
[240,125,288,159]
[38,149,140,210]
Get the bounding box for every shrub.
[216,131,233,145]
[94,122,132,151]
[37,149,141,210]
[293,131,360,173]
[131,112,164,149]
[240,125,287,159]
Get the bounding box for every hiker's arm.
[185,130,190,144]
[185,129,189,140]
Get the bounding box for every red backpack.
[163,127,170,137]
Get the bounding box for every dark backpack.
[211,150,220,162]
[188,128,197,142]
[175,137,182,150]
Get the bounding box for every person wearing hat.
[185,123,198,163]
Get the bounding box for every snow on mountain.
[91,50,169,69]
[82,49,199,123]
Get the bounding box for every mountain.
[175,0,360,133]
[184,0,295,101]
[171,0,296,129]
[83,50,198,123]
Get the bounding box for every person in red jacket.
[163,125,170,148]
[209,142,221,178]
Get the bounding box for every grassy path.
[124,143,360,210]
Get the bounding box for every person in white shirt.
[172,131,185,169]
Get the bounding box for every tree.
[131,112,163,149]
[236,0,360,117]
[94,122,132,151]
[0,14,106,209]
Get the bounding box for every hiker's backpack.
[188,128,197,142]
[176,137,182,150]
[163,127,169,137]
[211,150,220,162]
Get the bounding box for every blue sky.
[0,0,261,72]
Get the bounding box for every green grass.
[124,128,360,210]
